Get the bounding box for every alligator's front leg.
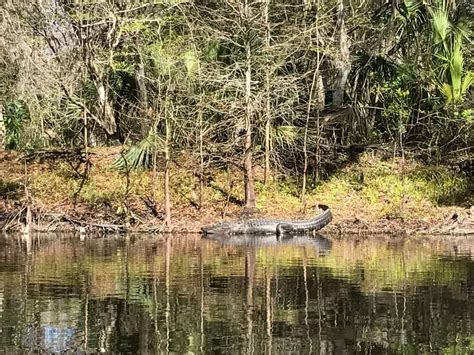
[276,223,295,237]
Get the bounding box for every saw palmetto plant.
[112,132,165,171]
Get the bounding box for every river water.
[0,233,472,354]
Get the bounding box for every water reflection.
[0,233,472,353]
[203,234,331,255]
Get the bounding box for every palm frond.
[429,6,450,48]
[449,37,463,99]
[439,82,454,103]
[112,133,165,170]
[271,125,323,152]
[402,0,422,18]
[460,72,474,96]
[272,125,304,147]
[4,100,29,149]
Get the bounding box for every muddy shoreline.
[2,208,473,236]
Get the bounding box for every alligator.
[201,204,332,236]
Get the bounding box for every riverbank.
[1,148,473,235]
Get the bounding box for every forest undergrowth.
[1,148,472,235]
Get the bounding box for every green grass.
[309,155,471,221]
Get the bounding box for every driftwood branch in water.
[50,213,171,233]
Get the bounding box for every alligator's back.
[201,219,280,235]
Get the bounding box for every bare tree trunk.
[84,45,117,136]
[301,3,313,210]
[96,78,117,135]
[164,109,171,227]
[136,55,149,136]
[314,74,324,184]
[198,103,204,209]
[263,0,272,185]
[301,64,321,210]
[314,0,324,186]
[79,0,87,160]
[244,0,257,211]
[333,0,350,108]
[83,102,89,159]
[301,0,324,209]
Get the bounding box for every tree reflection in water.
[0,233,472,353]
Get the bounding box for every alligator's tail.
[308,204,332,231]
[277,204,332,235]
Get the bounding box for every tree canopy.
[0,0,472,215]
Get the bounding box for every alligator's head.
[201,220,247,235]
[314,204,329,212]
